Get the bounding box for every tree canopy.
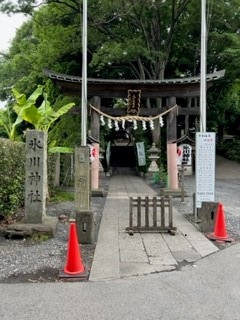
[1,0,240,141]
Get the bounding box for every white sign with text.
[196,132,216,208]
[136,142,146,166]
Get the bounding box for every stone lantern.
[147,143,160,176]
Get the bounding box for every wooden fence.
[126,196,176,235]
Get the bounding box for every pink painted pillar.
[167,143,178,190]
[91,143,99,190]
[166,96,178,190]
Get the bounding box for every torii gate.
[44,69,225,190]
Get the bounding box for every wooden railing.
[126,196,176,235]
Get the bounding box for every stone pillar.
[24,130,47,223]
[75,146,95,244]
[74,146,90,211]
[54,152,60,187]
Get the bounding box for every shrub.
[153,165,168,187]
[0,139,25,217]
[0,138,58,217]
[217,138,240,163]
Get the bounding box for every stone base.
[198,202,219,233]
[184,213,201,224]
[59,264,89,281]
[160,188,188,198]
[5,216,58,239]
[75,210,95,244]
[91,188,106,197]
[145,171,157,180]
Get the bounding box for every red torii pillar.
[166,97,179,190]
[90,96,101,190]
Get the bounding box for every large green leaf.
[11,88,27,106]
[27,85,44,105]
[19,105,41,126]
[37,101,75,131]
[55,102,75,118]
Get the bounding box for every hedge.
[0,138,57,218]
[0,138,25,217]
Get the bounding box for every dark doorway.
[110,146,136,168]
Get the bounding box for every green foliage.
[12,85,75,133]
[1,0,240,144]
[47,152,57,196]
[0,139,25,216]
[0,138,59,217]
[153,165,168,187]
[59,153,74,187]
[31,233,51,242]
[217,138,240,163]
[0,108,16,140]
[48,113,82,149]
[50,188,74,203]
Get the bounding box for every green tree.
[1,0,240,140]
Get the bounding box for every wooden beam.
[54,79,214,99]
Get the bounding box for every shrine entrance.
[109,129,135,169]
[45,69,225,190]
[110,146,136,167]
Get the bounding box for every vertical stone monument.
[6,130,57,238]
[75,146,95,244]
[24,130,47,223]
[74,146,90,211]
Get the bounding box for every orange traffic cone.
[60,222,87,279]
[207,203,233,242]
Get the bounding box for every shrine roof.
[43,69,225,98]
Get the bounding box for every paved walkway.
[89,175,218,281]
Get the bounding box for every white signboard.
[177,144,192,166]
[136,142,146,166]
[196,132,216,208]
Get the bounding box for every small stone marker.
[198,201,218,233]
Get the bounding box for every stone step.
[112,167,137,175]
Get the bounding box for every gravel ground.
[0,179,108,284]
[0,158,239,283]
[172,174,240,244]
